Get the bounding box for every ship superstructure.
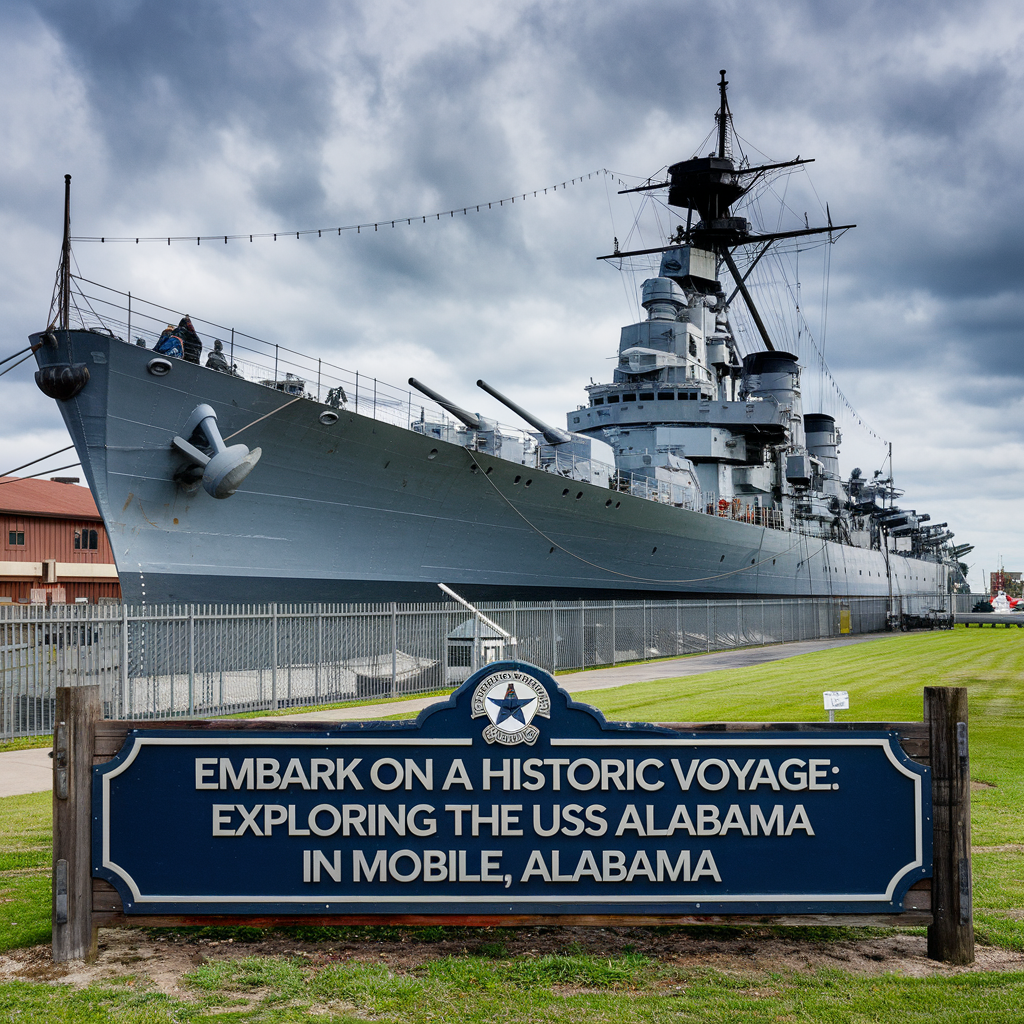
[27,74,969,605]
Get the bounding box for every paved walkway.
[0,747,54,799]
[0,632,892,797]
[263,632,892,722]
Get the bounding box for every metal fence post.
[271,604,278,711]
[580,601,586,670]
[391,602,398,697]
[120,603,129,719]
[316,604,322,703]
[551,600,557,672]
[706,599,711,652]
[187,605,195,717]
[611,601,617,665]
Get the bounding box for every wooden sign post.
[51,674,973,964]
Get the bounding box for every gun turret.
[476,379,571,445]
[409,378,492,431]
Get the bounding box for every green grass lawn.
[1,626,1021,1022]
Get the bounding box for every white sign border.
[98,733,927,908]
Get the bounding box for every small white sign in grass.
[824,691,849,722]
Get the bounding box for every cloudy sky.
[1,0,1021,591]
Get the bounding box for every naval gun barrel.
[476,379,571,445]
[408,378,483,430]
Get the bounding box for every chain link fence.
[2,593,971,740]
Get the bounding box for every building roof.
[447,617,506,640]
[0,477,102,521]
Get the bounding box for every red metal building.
[0,477,120,604]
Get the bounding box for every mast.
[58,174,72,330]
[716,69,730,160]
[599,73,854,358]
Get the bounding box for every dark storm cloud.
[26,0,364,221]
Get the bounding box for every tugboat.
[29,73,969,604]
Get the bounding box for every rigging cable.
[0,445,76,480]
[0,462,81,485]
[70,171,608,245]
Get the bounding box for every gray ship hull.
[34,331,950,606]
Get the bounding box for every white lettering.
[263,804,288,835]
[235,804,264,836]
[388,849,421,882]
[353,849,386,881]
[195,758,218,790]
[308,803,342,837]
[692,849,721,882]
[408,804,437,836]
[808,759,831,791]
[278,759,310,790]
[727,759,756,790]
[785,804,815,835]
[719,804,750,836]
[750,804,785,836]
[696,759,730,791]
[256,758,281,790]
[567,759,600,791]
[656,849,690,882]
[370,758,404,791]
[335,758,364,791]
[671,758,700,790]
[405,759,433,791]
[636,758,665,791]
[311,849,341,882]
[212,804,235,835]
[442,759,473,791]
[697,805,721,835]
[521,850,551,882]
[747,759,780,791]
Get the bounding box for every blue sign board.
[93,661,931,916]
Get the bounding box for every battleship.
[30,72,970,606]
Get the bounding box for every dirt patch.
[971,780,997,790]
[0,925,1021,991]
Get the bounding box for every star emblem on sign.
[471,669,550,745]
[487,682,537,727]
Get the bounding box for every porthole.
[318,410,339,426]
[772,559,776,565]
[720,555,725,562]
[615,501,621,508]
[146,356,173,376]
[575,491,583,499]
[549,546,555,554]
[605,499,612,507]
[486,467,493,475]
[562,488,570,496]
[652,546,658,555]
[514,475,522,484]
[525,479,533,487]
[751,558,756,564]
[428,449,438,460]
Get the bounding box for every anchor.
[172,403,262,499]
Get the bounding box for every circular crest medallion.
[470,670,551,746]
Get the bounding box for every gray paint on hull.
[33,332,948,607]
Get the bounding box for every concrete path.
[0,747,53,799]
[0,631,894,797]
[272,632,893,722]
